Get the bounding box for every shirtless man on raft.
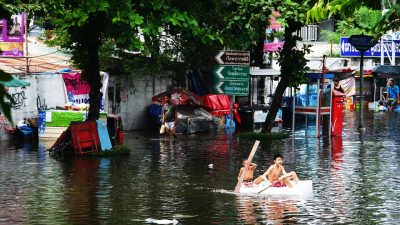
[254,153,299,188]
[237,160,257,187]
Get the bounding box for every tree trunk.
[262,77,289,132]
[262,21,298,133]
[86,44,102,121]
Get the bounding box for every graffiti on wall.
[36,96,53,111]
[6,90,27,110]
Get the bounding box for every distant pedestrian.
[161,94,177,139]
[377,101,387,112]
[385,78,399,111]
[333,78,345,93]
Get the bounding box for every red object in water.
[70,121,100,154]
[331,90,346,136]
[152,88,203,105]
[203,94,231,116]
[233,103,241,124]
[203,94,241,123]
[117,129,124,145]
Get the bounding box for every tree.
[227,0,312,133]
[36,0,223,120]
[307,0,399,37]
[320,7,381,56]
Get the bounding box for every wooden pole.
[234,140,260,193]
[24,12,29,74]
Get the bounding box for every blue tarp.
[188,70,208,96]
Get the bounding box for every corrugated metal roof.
[0,39,73,74]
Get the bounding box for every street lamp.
[348,34,377,130]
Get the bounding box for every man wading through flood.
[161,94,178,139]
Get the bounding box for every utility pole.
[24,12,29,74]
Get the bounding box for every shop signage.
[340,37,400,57]
[0,13,25,57]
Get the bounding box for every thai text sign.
[214,50,250,65]
[214,80,249,96]
[62,72,91,105]
[340,37,400,57]
[62,72,109,110]
[214,65,249,82]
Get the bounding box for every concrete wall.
[1,73,172,137]
[8,75,39,123]
[36,74,67,110]
[1,75,40,140]
[107,75,173,130]
[0,74,65,126]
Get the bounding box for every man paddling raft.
[237,160,257,187]
[254,153,299,188]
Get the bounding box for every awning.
[305,73,335,80]
[372,65,400,79]
[0,76,30,87]
[250,68,280,76]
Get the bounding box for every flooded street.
[1,111,400,224]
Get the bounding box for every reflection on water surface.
[0,111,399,224]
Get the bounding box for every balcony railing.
[294,25,319,42]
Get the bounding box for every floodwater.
[0,111,400,224]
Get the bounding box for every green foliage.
[376,4,400,36]
[50,145,131,159]
[307,0,400,38]
[336,7,381,36]
[35,0,226,119]
[319,7,381,44]
[85,145,131,157]
[280,44,311,87]
[320,30,341,43]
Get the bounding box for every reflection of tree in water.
[64,158,100,224]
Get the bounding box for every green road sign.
[214,80,249,96]
[213,66,249,82]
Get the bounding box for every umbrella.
[0,76,30,87]
[152,88,203,105]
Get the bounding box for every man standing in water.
[386,78,400,111]
[162,94,177,139]
[333,78,345,93]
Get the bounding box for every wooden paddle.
[257,173,291,194]
[234,140,260,193]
